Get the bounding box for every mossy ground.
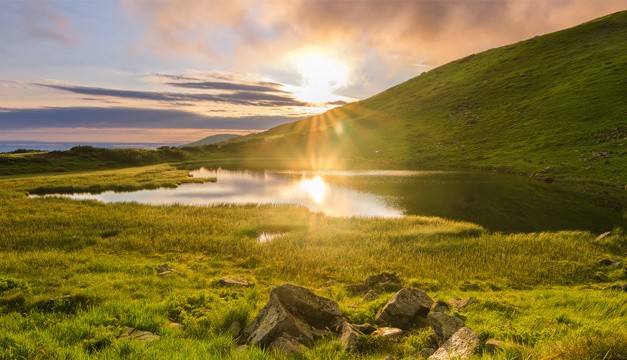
[0,164,626,359]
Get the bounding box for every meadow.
[1,163,626,359]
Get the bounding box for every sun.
[299,176,328,203]
[288,48,350,104]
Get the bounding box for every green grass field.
[0,164,626,359]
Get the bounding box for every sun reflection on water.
[299,176,328,203]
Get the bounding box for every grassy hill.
[183,134,241,147]
[228,11,627,185]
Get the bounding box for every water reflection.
[57,168,404,218]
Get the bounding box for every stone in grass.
[157,264,178,276]
[604,284,627,292]
[242,284,344,353]
[118,327,160,342]
[595,231,611,241]
[428,312,465,346]
[371,327,403,337]
[419,348,436,359]
[365,272,403,292]
[428,327,480,360]
[375,288,433,329]
[339,322,363,352]
[215,277,249,287]
[484,338,503,354]
[363,290,379,301]
[353,323,377,335]
[432,300,450,313]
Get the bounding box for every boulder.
[353,323,377,335]
[375,288,433,329]
[484,338,503,354]
[118,327,160,342]
[604,284,627,292]
[157,264,178,276]
[365,272,402,292]
[363,290,379,301]
[216,277,249,287]
[419,348,436,359]
[428,327,480,360]
[339,322,362,352]
[371,327,403,337]
[242,284,344,352]
[432,300,450,313]
[428,312,465,346]
[595,231,611,241]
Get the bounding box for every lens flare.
[299,176,328,203]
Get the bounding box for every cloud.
[169,81,284,93]
[0,107,300,130]
[0,1,75,47]
[122,0,627,75]
[36,82,307,107]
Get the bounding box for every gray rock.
[597,258,614,266]
[242,284,343,353]
[339,322,362,352]
[428,312,465,346]
[375,288,433,329]
[157,264,178,276]
[371,327,403,337]
[227,320,242,337]
[215,277,249,287]
[604,284,627,292]
[363,290,379,301]
[353,323,377,335]
[449,298,478,311]
[428,327,480,360]
[432,300,450,313]
[596,231,611,241]
[366,272,402,292]
[484,338,503,354]
[118,327,160,342]
[271,335,307,355]
[419,348,436,359]
[346,283,368,295]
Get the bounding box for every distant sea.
[0,141,183,153]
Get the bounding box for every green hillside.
[230,11,627,185]
[183,133,241,147]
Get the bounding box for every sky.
[1,0,626,144]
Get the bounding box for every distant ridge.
[227,11,627,184]
[184,134,241,147]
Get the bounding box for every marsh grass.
[0,165,625,358]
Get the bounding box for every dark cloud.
[0,107,300,130]
[37,83,307,107]
[169,81,285,93]
[325,100,348,106]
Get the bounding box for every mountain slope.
[229,11,627,184]
[184,134,241,147]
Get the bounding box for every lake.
[41,167,626,233]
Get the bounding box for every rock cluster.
[241,279,486,359]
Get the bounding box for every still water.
[45,168,625,233]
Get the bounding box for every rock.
[432,300,450,313]
[597,258,614,266]
[157,264,178,276]
[346,283,369,295]
[610,262,622,268]
[428,327,480,360]
[428,312,465,346]
[484,338,503,354]
[167,321,183,329]
[596,231,611,241]
[604,284,627,292]
[419,348,436,359]
[339,322,362,352]
[242,284,343,353]
[449,298,477,311]
[592,151,609,158]
[216,277,249,287]
[118,327,160,342]
[227,320,242,337]
[365,272,402,292]
[371,327,403,337]
[271,335,307,355]
[363,290,379,301]
[375,288,433,329]
[353,323,377,335]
